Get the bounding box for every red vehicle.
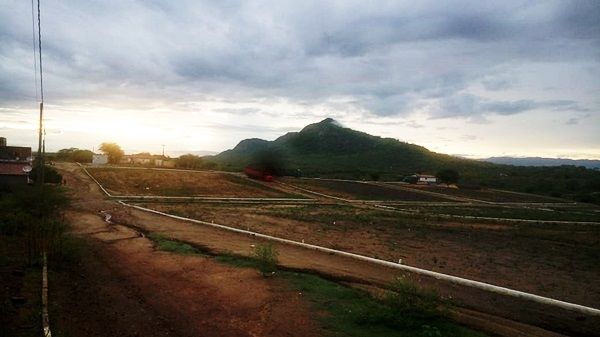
[244,167,273,182]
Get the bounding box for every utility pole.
[162,144,165,157]
[35,0,44,187]
[37,103,44,186]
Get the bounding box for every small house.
[417,174,437,184]
[0,137,32,187]
[92,154,109,165]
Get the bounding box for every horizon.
[2,116,600,161]
[1,1,599,160]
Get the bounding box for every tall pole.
[36,0,44,187]
[162,144,165,157]
[37,103,44,185]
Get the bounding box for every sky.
[1,0,599,159]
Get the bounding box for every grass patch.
[143,232,487,337]
[214,254,264,269]
[147,233,202,255]
[283,273,486,337]
[210,250,486,337]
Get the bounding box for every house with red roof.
[0,137,32,188]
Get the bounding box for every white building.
[92,154,108,165]
[417,174,437,184]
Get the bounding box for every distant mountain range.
[483,157,600,169]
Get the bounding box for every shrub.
[384,277,445,325]
[0,185,70,264]
[30,165,63,184]
[253,243,278,274]
[349,277,446,331]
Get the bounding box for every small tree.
[99,142,124,164]
[436,169,459,184]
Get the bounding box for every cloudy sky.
[1,0,599,158]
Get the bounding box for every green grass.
[208,250,487,337]
[214,254,264,268]
[281,273,487,337]
[147,233,203,255]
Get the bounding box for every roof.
[0,162,30,176]
[417,174,436,178]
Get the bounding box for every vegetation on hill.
[207,118,600,203]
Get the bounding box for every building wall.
[0,146,32,161]
[162,160,176,168]
[418,176,437,184]
[92,154,109,165]
[133,158,151,165]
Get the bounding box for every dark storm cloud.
[0,0,598,120]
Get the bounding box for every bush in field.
[385,277,444,322]
[352,277,445,330]
[30,165,63,184]
[253,243,278,274]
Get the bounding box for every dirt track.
[57,163,599,336]
[54,163,319,337]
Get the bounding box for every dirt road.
[57,163,598,336]
[54,163,319,337]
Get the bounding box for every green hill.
[208,118,600,203]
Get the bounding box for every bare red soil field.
[55,163,600,336]
[52,163,319,337]
[86,167,296,198]
[142,203,600,310]
[281,177,453,201]
[53,213,318,337]
[392,183,567,203]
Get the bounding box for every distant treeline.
[52,147,217,170]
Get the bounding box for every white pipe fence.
[80,164,600,316]
[119,201,600,317]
